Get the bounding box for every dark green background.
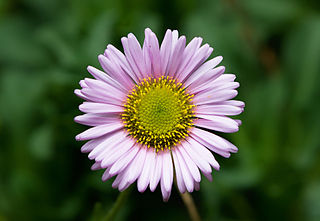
[1,0,320,220]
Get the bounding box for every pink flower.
[75,28,244,201]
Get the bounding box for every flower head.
[75,28,244,201]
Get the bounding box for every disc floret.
[122,76,195,151]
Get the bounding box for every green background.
[1,0,320,220]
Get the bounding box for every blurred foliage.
[0,0,320,220]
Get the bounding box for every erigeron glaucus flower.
[75,28,244,201]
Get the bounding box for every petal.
[79,80,88,88]
[175,37,202,80]
[166,36,186,77]
[160,176,171,202]
[143,28,161,77]
[194,181,200,191]
[112,172,126,189]
[98,55,134,90]
[188,138,220,170]
[79,102,123,114]
[187,66,225,93]
[121,35,145,80]
[195,82,239,97]
[172,149,187,193]
[195,104,243,116]
[87,66,127,92]
[102,167,113,182]
[109,144,140,176]
[74,114,117,127]
[217,100,245,108]
[192,127,238,154]
[160,29,173,75]
[137,148,156,192]
[193,90,238,106]
[91,162,102,171]
[100,138,135,168]
[84,78,126,98]
[81,88,124,106]
[174,147,194,192]
[178,44,213,82]
[87,130,126,160]
[74,89,90,101]
[181,140,212,174]
[75,122,123,141]
[128,33,148,78]
[105,44,139,83]
[149,152,163,192]
[184,56,223,87]
[161,151,173,192]
[195,115,239,133]
[80,135,109,153]
[177,146,201,182]
[126,146,147,183]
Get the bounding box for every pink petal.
[194,181,200,191]
[80,134,110,153]
[184,56,223,87]
[195,104,243,116]
[175,37,202,80]
[160,176,171,202]
[84,78,126,98]
[172,149,187,193]
[195,115,239,133]
[192,127,238,153]
[79,80,88,88]
[174,148,194,192]
[87,130,126,160]
[87,66,127,92]
[75,122,123,141]
[188,138,220,170]
[74,114,117,127]
[91,162,102,171]
[137,148,156,192]
[105,44,139,83]
[74,89,90,101]
[112,172,125,189]
[127,33,148,78]
[100,138,135,168]
[121,35,144,80]
[81,88,124,106]
[102,167,113,182]
[143,28,161,77]
[79,102,123,114]
[177,147,201,182]
[193,90,238,106]
[217,100,245,108]
[166,36,186,77]
[109,144,140,176]
[178,44,213,82]
[160,29,173,75]
[98,55,134,90]
[126,146,147,183]
[195,82,240,98]
[181,141,212,174]
[188,66,225,93]
[149,152,163,192]
[161,151,173,192]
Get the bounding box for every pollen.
[121,76,195,151]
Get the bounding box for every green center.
[122,76,195,151]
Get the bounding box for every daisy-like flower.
[75,28,244,201]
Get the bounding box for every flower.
[75,28,244,201]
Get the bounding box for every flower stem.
[179,191,201,221]
[102,187,132,221]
